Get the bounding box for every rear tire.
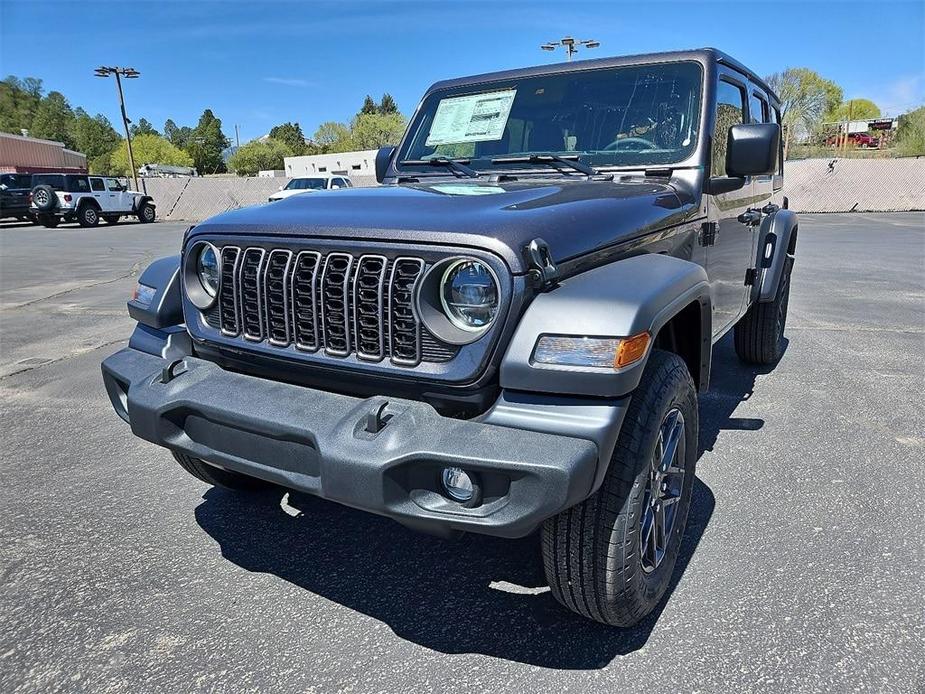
[137,201,155,223]
[734,256,793,365]
[77,204,100,228]
[171,451,270,491]
[541,349,698,627]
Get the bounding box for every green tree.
[378,93,398,115]
[349,112,406,150]
[130,117,159,137]
[268,121,307,155]
[826,98,881,122]
[313,120,352,151]
[163,118,192,148]
[69,108,121,173]
[359,94,378,116]
[766,68,843,158]
[30,91,75,147]
[110,133,194,177]
[227,138,293,176]
[0,75,43,134]
[895,106,925,156]
[185,109,230,174]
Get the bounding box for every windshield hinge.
[525,238,560,290]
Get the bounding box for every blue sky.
[1,0,923,143]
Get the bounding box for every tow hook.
[160,359,188,384]
[365,401,393,434]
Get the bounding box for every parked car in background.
[826,132,880,148]
[0,173,34,221]
[30,173,156,227]
[267,175,352,202]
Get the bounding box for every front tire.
[541,349,698,627]
[734,256,793,365]
[137,201,155,223]
[171,451,269,491]
[77,204,100,228]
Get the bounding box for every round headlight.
[184,241,221,310]
[197,244,219,297]
[439,259,498,332]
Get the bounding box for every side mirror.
[725,123,780,178]
[375,145,396,184]
[278,185,284,190]
[331,184,340,189]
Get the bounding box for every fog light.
[442,467,474,503]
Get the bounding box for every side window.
[772,106,784,175]
[68,176,90,192]
[749,93,769,124]
[91,178,106,192]
[712,79,747,177]
[106,178,122,191]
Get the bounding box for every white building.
[284,149,379,178]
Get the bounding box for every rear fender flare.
[756,209,798,303]
[500,253,712,398]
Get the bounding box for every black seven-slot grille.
[208,246,454,366]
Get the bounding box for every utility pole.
[842,99,853,157]
[94,66,141,190]
[541,36,600,62]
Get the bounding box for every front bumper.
[102,348,601,538]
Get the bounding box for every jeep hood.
[191,178,699,274]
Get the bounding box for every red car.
[826,132,880,148]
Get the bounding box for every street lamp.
[94,66,141,190]
[540,36,600,62]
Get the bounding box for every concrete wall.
[140,158,925,222]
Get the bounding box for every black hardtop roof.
[427,47,780,105]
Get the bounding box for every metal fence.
[140,159,925,222]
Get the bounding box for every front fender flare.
[500,253,711,398]
[127,255,182,329]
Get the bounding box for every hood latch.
[525,238,560,290]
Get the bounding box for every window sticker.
[425,89,517,146]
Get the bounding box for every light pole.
[541,36,600,62]
[94,66,141,190]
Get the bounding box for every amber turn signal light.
[614,331,650,368]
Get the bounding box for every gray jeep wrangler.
[102,48,797,627]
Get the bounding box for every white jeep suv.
[267,175,352,202]
[30,173,156,228]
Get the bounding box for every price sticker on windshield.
[425,89,517,146]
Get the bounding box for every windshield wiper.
[490,153,600,176]
[398,157,479,178]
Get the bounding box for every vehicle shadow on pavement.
[191,334,783,668]
[195,478,713,669]
[699,333,786,453]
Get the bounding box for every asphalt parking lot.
[0,212,922,693]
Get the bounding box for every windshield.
[399,61,702,173]
[285,178,327,190]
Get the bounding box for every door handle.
[737,209,761,226]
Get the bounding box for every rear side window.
[91,178,106,192]
[750,92,770,124]
[712,79,747,177]
[65,175,90,192]
[1,173,31,188]
[33,174,66,190]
